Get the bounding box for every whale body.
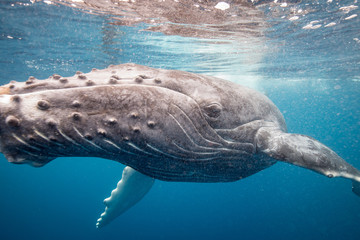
[0,64,359,228]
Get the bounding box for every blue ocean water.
[0,0,359,239]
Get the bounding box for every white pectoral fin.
[96,166,155,228]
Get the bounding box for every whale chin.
[3,151,54,167]
[9,159,50,167]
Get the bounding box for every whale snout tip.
[5,154,27,165]
[2,152,53,168]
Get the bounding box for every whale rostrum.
[0,64,359,228]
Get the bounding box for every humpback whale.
[0,64,359,228]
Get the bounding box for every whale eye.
[203,103,222,118]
